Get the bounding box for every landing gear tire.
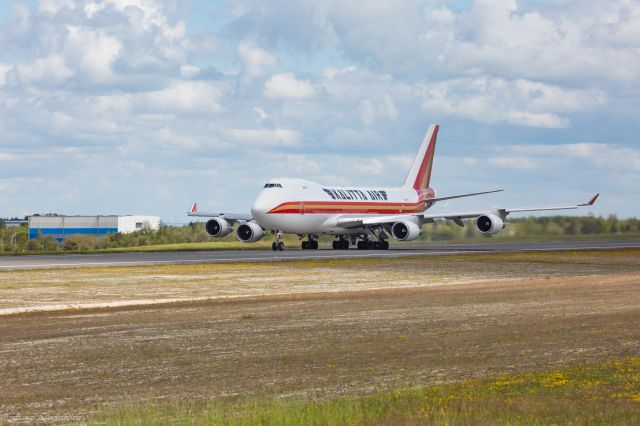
[302,240,318,250]
[333,240,348,250]
[273,231,284,252]
[358,240,388,250]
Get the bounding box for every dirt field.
[1,249,639,421]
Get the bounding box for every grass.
[97,240,276,253]
[2,250,638,423]
[3,231,638,256]
[89,357,640,425]
[2,248,639,315]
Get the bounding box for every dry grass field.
[1,249,639,424]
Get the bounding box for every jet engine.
[205,218,232,237]
[391,221,422,241]
[236,221,265,243]
[475,213,504,235]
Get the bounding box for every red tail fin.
[404,124,439,191]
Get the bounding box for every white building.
[116,216,161,234]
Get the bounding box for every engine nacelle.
[236,221,265,243]
[391,221,422,241]
[476,213,504,235]
[205,218,232,238]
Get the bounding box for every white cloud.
[236,0,640,86]
[238,41,277,84]
[264,72,315,100]
[506,111,567,129]
[0,0,637,219]
[322,127,384,149]
[144,81,224,115]
[507,143,640,172]
[15,54,74,85]
[359,93,398,126]
[64,25,122,83]
[488,156,537,170]
[253,107,268,121]
[223,127,303,147]
[180,65,200,79]
[0,153,19,161]
[421,77,605,128]
[388,155,413,171]
[38,0,77,14]
[281,154,321,174]
[353,158,385,175]
[0,63,11,86]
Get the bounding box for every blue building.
[28,215,159,240]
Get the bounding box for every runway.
[1,239,638,270]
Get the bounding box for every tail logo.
[412,124,439,191]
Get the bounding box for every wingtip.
[190,202,198,213]
[580,193,599,207]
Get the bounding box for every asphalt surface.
[1,240,639,270]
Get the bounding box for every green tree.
[63,239,79,251]
[26,239,42,251]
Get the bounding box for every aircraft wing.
[186,203,253,221]
[337,214,415,228]
[336,193,599,229]
[425,189,503,203]
[334,188,504,228]
[422,193,600,222]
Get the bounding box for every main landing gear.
[332,237,350,250]
[271,230,284,251]
[301,235,318,250]
[357,240,389,250]
[357,228,390,250]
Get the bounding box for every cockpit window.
[263,183,283,188]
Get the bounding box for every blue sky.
[0,0,639,223]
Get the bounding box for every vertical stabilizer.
[403,124,439,191]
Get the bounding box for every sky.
[0,0,639,223]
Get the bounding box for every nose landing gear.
[271,231,284,251]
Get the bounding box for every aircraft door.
[300,201,305,215]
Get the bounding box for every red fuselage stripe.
[267,201,428,215]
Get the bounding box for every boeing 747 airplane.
[188,124,599,251]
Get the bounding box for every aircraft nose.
[251,192,271,220]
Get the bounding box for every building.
[1,219,28,228]
[28,215,160,240]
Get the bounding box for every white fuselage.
[251,178,434,235]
